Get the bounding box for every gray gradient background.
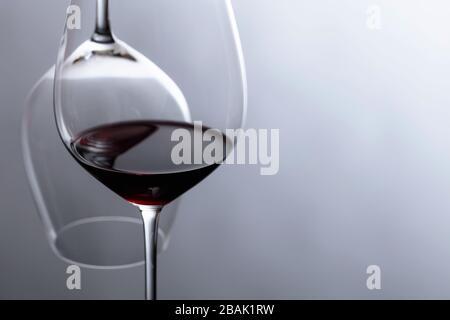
[2,0,450,299]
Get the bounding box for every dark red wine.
[71,121,230,206]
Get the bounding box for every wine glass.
[54,0,247,300]
[23,67,181,270]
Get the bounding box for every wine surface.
[71,120,229,206]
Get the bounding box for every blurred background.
[2,0,450,299]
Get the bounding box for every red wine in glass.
[71,120,230,206]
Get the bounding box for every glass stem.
[139,205,162,300]
[92,0,114,43]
